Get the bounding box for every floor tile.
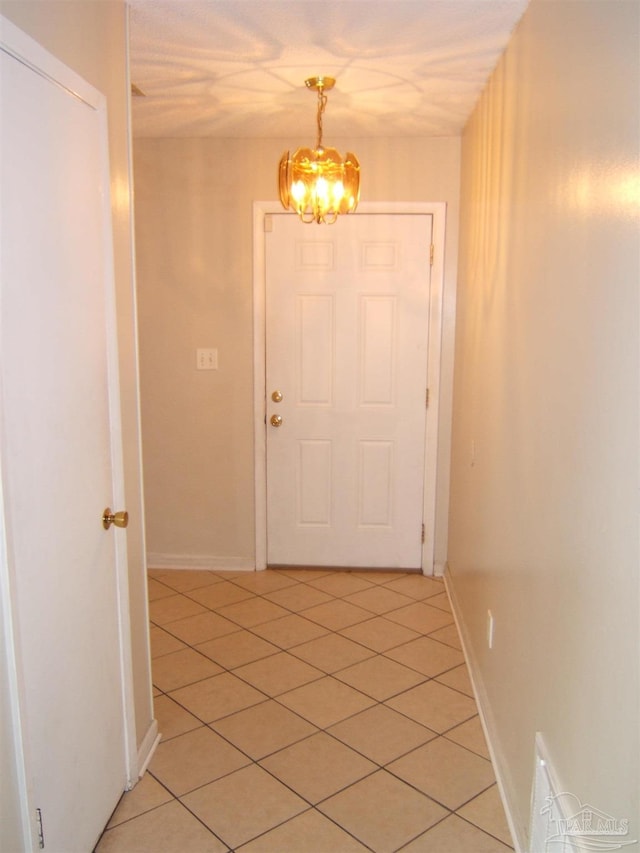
[429,622,463,649]
[385,601,453,634]
[334,654,426,701]
[278,676,376,728]
[288,632,375,673]
[169,672,266,722]
[149,625,187,659]
[388,736,495,809]
[385,635,465,678]
[206,569,252,580]
[318,769,448,853]
[147,578,177,601]
[195,630,278,669]
[186,581,255,610]
[233,651,323,696]
[340,616,421,652]
[400,813,512,852]
[181,764,307,849]
[237,807,369,852]
[106,773,173,828]
[427,590,452,612]
[382,575,445,600]
[149,569,224,593]
[343,585,415,614]
[148,594,207,626]
[260,732,376,803]
[231,571,300,594]
[457,785,513,846]
[96,799,229,853]
[154,694,203,741]
[435,663,474,696]
[301,599,373,631]
[386,680,477,733]
[151,647,223,692]
[328,704,437,766]
[217,597,290,627]
[149,726,250,795]
[161,611,239,645]
[264,583,334,611]
[250,613,329,648]
[350,570,414,585]
[211,699,318,760]
[128,568,515,853]
[445,715,490,758]
[307,572,376,597]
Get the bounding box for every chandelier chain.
[316,88,327,150]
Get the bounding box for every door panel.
[1,23,129,851]
[360,296,396,403]
[298,294,334,403]
[266,213,432,568]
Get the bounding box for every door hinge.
[425,388,429,408]
[421,523,426,544]
[429,244,434,266]
[36,808,45,849]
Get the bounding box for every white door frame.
[0,17,136,849]
[253,201,446,576]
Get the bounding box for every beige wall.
[134,136,460,572]
[1,0,153,783]
[448,0,639,848]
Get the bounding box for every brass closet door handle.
[102,508,129,530]
[270,414,283,427]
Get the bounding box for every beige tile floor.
[96,568,514,853]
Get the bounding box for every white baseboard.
[130,718,159,787]
[445,568,526,853]
[146,553,256,572]
[434,560,447,577]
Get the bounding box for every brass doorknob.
[102,508,129,530]
[270,414,283,427]
[271,390,283,403]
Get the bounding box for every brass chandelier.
[279,76,360,224]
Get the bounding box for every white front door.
[265,212,432,569]
[1,20,132,852]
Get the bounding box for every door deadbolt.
[102,508,129,530]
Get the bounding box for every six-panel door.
[266,213,432,568]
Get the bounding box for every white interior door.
[265,212,432,569]
[1,20,131,852]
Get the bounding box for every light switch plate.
[196,348,218,370]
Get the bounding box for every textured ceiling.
[128,0,529,139]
